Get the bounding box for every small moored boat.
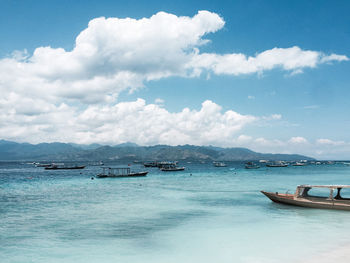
[160,163,185,172]
[292,162,306,166]
[213,162,227,167]
[36,163,53,168]
[245,162,260,169]
[45,165,85,170]
[261,185,350,211]
[266,161,288,167]
[97,167,148,178]
[143,161,158,167]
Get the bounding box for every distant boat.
[45,165,85,170]
[259,160,268,163]
[143,161,158,167]
[245,162,260,169]
[157,161,178,168]
[292,162,306,166]
[160,163,185,172]
[96,167,148,178]
[213,162,227,167]
[262,185,350,211]
[36,163,53,168]
[266,161,288,167]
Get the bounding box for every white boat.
[160,163,185,171]
[213,162,227,167]
[292,162,306,166]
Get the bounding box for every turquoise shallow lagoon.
[1,162,350,263]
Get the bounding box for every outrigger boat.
[96,167,148,178]
[160,163,185,172]
[266,161,288,167]
[45,165,85,170]
[261,185,350,211]
[213,162,227,167]
[245,162,260,169]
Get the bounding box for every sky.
[0,0,350,159]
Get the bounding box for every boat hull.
[160,167,185,171]
[96,171,148,178]
[261,191,350,211]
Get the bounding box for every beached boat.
[261,185,350,211]
[213,162,227,167]
[160,163,185,171]
[97,167,148,178]
[245,162,260,169]
[45,165,85,170]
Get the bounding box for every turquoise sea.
[1,161,350,263]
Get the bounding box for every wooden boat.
[213,162,227,167]
[36,163,53,168]
[261,185,350,211]
[160,163,185,171]
[292,162,306,166]
[266,161,288,167]
[45,165,85,170]
[143,161,158,167]
[96,167,148,178]
[245,162,260,169]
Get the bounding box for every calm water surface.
[1,162,350,263]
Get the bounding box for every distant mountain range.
[0,140,314,162]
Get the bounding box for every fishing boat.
[36,163,53,168]
[245,162,260,169]
[292,162,306,166]
[143,161,158,167]
[45,165,85,170]
[96,167,148,178]
[266,161,288,167]
[160,163,185,171]
[213,162,227,167]
[261,185,350,211]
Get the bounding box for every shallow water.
[1,161,350,263]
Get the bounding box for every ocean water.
[1,161,350,263]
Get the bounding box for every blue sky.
[0,0,349,159]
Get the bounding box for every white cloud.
[0,10,348,158]
[248,95,255,99]
[155,98,165,105]
[289,136,308,144]
[316,138,345,146]
[0,11,225,106]
[262,114,282,121]
[0,11,347,109]
[0,99,257,146]
[303,105,320,109]
[189,46,348,76]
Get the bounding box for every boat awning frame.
[298,185,350,189]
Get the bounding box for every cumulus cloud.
[316,138,345,146]
[0,11,348,150]
[288,136,308,144]
[0,11,347,108]
[0,99,257,145]
[189,46,348,76]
